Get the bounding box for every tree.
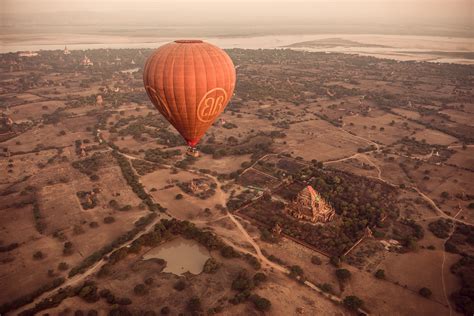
[175,193,183,200]
[375,269,385,279]
[335,269,351,282]
[250,294,271,312]
[203,258,220,274]
[419,287,432,298]
[173,280,186,291]
[232,271,254,292]
[58,262,69,271]
[133,284,148,296]
[33,251,44,260]
[186,296,202,313]
[311,256,322,265]
[253,272,267,286]
[289,265,304,279]
[343,295,363,311]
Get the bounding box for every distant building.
[18,51,38,57]
[286,185,335,223]
[81,55,93,66]
[63,46,71,55]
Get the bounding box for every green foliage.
[343,295,363,311]
[231,270,254,292]
[203,258,220,274]
[419,287,432,298]
[375,269,386,279]
[173,280,186,291]
[289,265,304,279]
[250,294,271,312]
[311,256,322,265]
[186,296,202,313]
[335,268,351,282]
[428,219,453,239]
[133,284,148,296]
[253,272,267,286]
[220,245,241,258]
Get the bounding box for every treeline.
[0,277,65,314]
[112,150,165,212]
[68,212,157,277]
[98,218,261,279]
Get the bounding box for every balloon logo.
[143,40,236,148]
[197,88,228,123]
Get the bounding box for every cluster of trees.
[71,152,105,175]
[131,159,158,175]
[200,134,273,160]
[0,277,65,314]
[428,219,453,239]
[229,270,271,311]
[241,166,399,256]
[33,201,46,234]
[144,148,181,164]
[450,254,474,315]
[68,212,157,278]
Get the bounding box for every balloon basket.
[186,147,200,158]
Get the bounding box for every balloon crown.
[174,40,203,44]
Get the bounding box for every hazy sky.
[1,0,472,36]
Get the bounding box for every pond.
[142,237,210,275]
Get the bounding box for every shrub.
[133,284,148,296]
[250,294,271,312]
[186,296,202,313]
[343,295,363,310]
[173,280,186,291]
[419,287,432,298]
[220,246,240,258]
[375,269,385,279]
[103,216,115,224]
[203,258,220,274]
[33,251,44,260]
[231,270,254,292]
[58,262,69,271]
[336,269,351,283]
[311,256,322,265]
[253,272,267,286]
[175,193,183,200]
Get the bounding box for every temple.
[286,185,335,223]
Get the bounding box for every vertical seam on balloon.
[190,44,198,141]
[211,46,226,122]
[201,45,217,137]
[218,49,231,108]
[147,46,168,122]
[164,45,180,129]
[179,44,188,139]
[197,44,211,141]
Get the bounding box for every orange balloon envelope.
[143,40,236,147]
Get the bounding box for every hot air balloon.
[143,40,236,155]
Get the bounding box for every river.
[1,33,473,64]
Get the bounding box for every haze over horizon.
[1,0,473,37]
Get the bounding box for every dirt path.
[412,186,472,226]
